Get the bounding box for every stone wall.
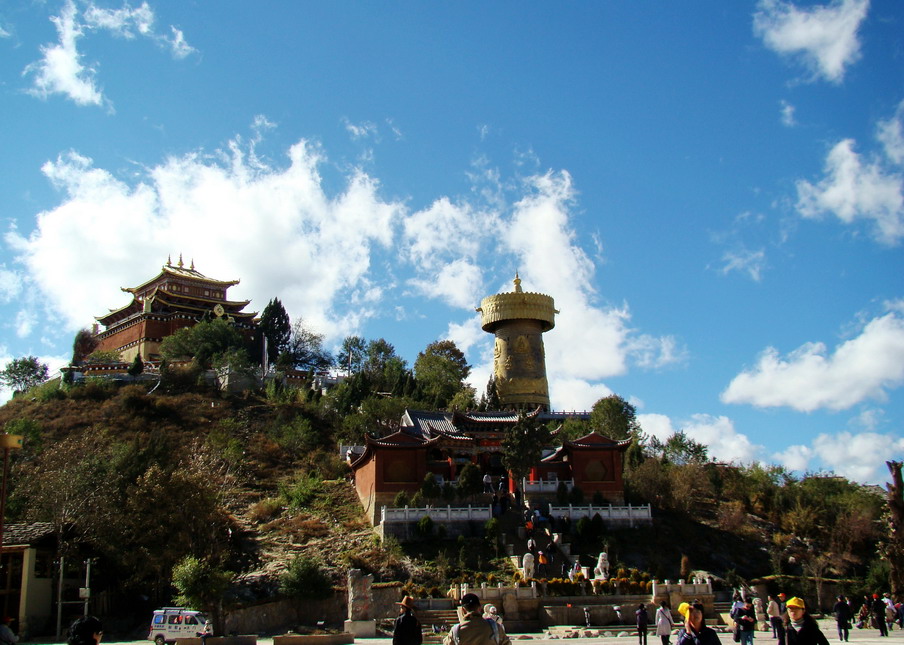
[223,586,404,635]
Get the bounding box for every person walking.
[675,602,720,645]
[393,596,423,645]
[737,598,756,645]
[637,603,650,645]
[776,594,788,645]
[655,600,675,645]
[768,596,782,638]
[444,593,510,645]
[833,595,851,642]
[872,595,889,637]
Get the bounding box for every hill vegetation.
[0,308,896,628]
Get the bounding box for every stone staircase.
[498,504,577,578]
[713,601,734,628]
[417,609,459,643]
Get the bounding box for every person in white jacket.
[656,600,675,645]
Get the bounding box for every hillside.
[0,377,887,614]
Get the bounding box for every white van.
[148,607,210,645]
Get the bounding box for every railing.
[380,505,492,524]
[651,579,713,596]
[548,503,652,523]
[523,478,573,494]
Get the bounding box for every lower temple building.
[349,408,630,525]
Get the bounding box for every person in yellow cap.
[783,597,828,645]
[676,602,719,645]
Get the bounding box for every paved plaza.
[90,619,904,645]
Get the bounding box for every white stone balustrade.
[547,503,653,525]
[380,505,493,524]
[522,478,573,494]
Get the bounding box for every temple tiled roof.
[3,522,55,546]
[126,262,239,294]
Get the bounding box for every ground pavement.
[93,619,904,645]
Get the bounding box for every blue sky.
[1,1,903,484]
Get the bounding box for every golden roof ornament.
[513,272,522,293]
[178,253,184,268]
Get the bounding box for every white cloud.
[878,100,904,166]
[721,311,904,412]
[549,378,613,414]
[679,414,764,464]
[343,119,379,141]
[83,2,154,37]
[780,100,796,127]
[720,248,767,281]
[794,100,904,245]
[23,0,105,107]
[637,412,675,444]
[15,310,36,338]
[0,266,23,303]
[165,27,196,59]
[23,1,195,107]
[0,24,10,38]
[812,431,904,483]
[753,0,869,83]
[773,443,813,472]
[7,135,404,345]
[796,139,904,245]
[637,412,764,464]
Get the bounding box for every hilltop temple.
[349,276,630,525]
[92,256,257,362]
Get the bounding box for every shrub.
[410,491,425,507]
[280,555,332,599]
[417,515,434,537]
[556,481,569,504]
[249,498,281,523]
[279,473,323,509]
[394,491,411,508]
[568,486,584,504]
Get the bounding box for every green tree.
[0,356,49,392]
[259,298,292,365]
[414,340,471,408]
[484,375,501,409]
[456,462,483,501]
[172,556,232,631]
[589,394,640,440]
[364,338,405,384]
[127,354,144,377]
[85,349,123,363]
[881,461,904,598]
[447,386,477,411]
[284,318,333,371]
[502,412,552,492]
[337,336,366,374]
[160,318,245,367]
[421,473,442,500]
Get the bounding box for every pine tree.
[258,298,292,365]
